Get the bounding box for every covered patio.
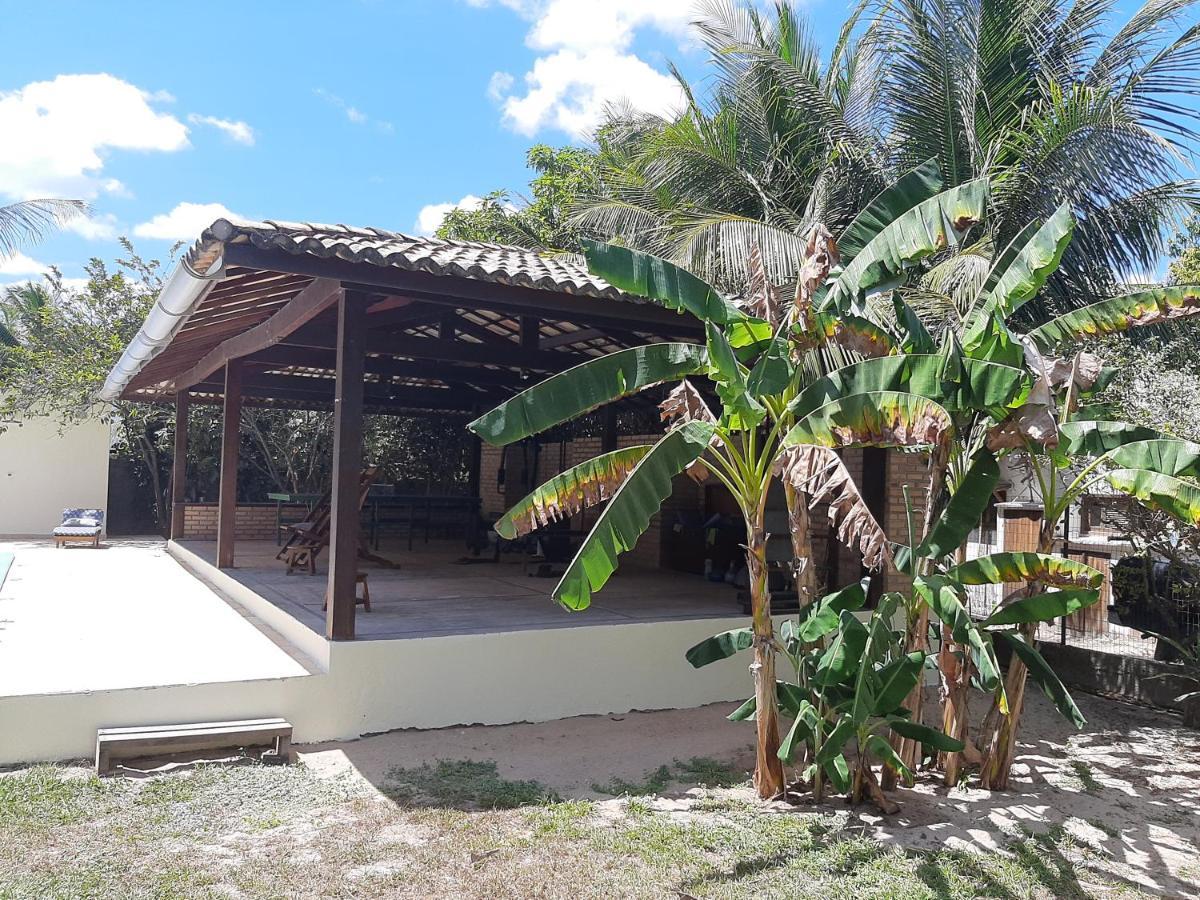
[100,220,717,641]
[176,538,739,641]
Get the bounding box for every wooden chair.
[276,468,378,575]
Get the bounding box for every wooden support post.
[602,405,618,453]
[520,316,539,352]
[170,393,190,540]
[216,361,243,568]
[327,288,366,641]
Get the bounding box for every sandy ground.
[301,689,1200,898]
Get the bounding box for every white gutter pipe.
[98,252,226,401]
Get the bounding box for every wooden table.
[267,492,481,550]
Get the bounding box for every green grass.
[591,756,746,796]
[383,759,558,809]
[0,762,1163,899]
[1069,761,1103,793]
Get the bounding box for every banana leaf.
[888,719,965,752]
[837,158,945,263]
[976,202,1074,321]
[823,179,989,313]
[796,578,869,642]
[778,699,821,763]
[787,354,1030,421]
[1057,420,1163,457]
[816,716,858,763]
[582,240,770,347]
[581,239,742,325]
[892,293,935,354]
[552,421,715,610]
[468,343,708,446]
[727,696,757,721]
[918,448,1000,560]
[1107,439,1200,479]
[1026,285,1200,351]
[945,552,1103,589]
[915,575,973,642]
[982,588,1100,627]
[782,391,953,449]
[830,314,898,357]
[867,733,914,782]
[746,332,793,397]
[706,322,766,430]
[494,446,652,540]
[685,627,754,668]
[996,632,1086,727]
[872,652,925,717]
[816,610,869,686]
[1105,469,1200,526]
[850,596,900,725]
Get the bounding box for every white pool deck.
[0,539,310,698]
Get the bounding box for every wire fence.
[963,546,1200,662]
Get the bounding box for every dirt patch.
[299,689,1200,897]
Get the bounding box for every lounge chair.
[53,508,105,548]
[276,468,382,575]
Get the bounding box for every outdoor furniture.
[267,492,322,545]
[95,718,293,775]
[52,508,105,549]
[276,468,395,574]
[368,495,481,550]
[321,572,370,613]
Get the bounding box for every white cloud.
[476,0,691,138]
[188,113,255,146]
[0,73,189,200]
[65,212,119,241]
[414,194,484,236]
[0,251,51,276]
[132,201,241,241]
[313,88,394,133]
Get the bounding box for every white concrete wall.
[0,414,110,535]
[0,615,765,765]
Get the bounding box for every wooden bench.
[95,718,293,775]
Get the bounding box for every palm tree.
[575,0,888,290]
[578,0,1199,315]
[0,199,85,259]
[0,282,53,346]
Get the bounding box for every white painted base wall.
[0,413,110,535]
[0,542,769,764]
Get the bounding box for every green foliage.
[384,759,557,809]
[436,144,600,253]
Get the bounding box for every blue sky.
[1,0,830,286]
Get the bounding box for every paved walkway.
[0,539,309,697]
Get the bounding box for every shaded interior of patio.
[177,538,742,641]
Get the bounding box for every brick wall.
[874,449,930,594]
[179,502,307,541]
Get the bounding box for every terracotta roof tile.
[192,219,631,302]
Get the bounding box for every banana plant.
[467,170,1005,800]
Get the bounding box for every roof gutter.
[98,251,226,401]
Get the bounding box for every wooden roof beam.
[168,277,343,393]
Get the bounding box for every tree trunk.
[746,527,785,799]
[939,545,973,783]
[976,521,1056,789]
[785,484,819,610]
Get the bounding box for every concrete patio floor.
[178,539,743,641]
[0,539,311,697]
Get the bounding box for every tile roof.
[189,218,631,302]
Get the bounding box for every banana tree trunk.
[939,546,975,784]
[785,483,819,610]
[977,522,1056,790]
[746,527,785,798]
